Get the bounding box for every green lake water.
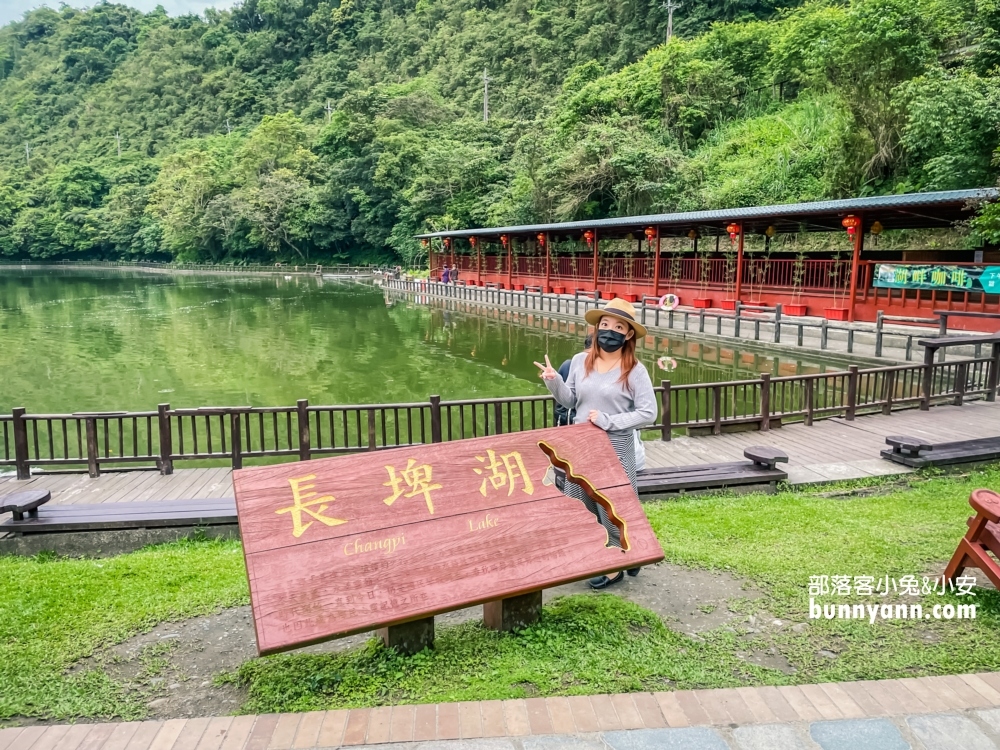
[0,269,850,415]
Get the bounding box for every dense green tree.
[0,0,996,264]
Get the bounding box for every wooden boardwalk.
[3,400,999,505]
[645,399,1000,484]
[0,466,233,505]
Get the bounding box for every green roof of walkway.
[416,188,999,240]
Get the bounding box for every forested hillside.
[0,0,998,264]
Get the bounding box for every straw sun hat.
[584,297,647,339]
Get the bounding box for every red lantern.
[644,226,656,244]
[469,236,477,248]
[583,230,594,247]
[443,237,451,250]
[841,215,860,237]
[421,239,429,248]
[500,234,509,249]
[726,223,740,243]
[536,233,546,247]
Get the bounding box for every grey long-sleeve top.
[545,352,657,432]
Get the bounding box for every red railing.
[443,255,854,291]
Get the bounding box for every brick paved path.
[7,672,1000,749]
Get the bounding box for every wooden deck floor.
[0,466,234,505]
[3,400,999,504]
[644,399,1000,484]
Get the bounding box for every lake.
[0,269,851,415]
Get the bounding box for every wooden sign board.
[232,423,665,655]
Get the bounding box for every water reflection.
[388,289,850,389]
[0,269,852,415]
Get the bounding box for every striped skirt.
[558,429,637,550]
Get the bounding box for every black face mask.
[597,329,627,353]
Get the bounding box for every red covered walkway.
[419,189,1000,331]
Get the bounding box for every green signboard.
[874,264,1000,294]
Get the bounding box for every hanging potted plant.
[582,230,595,295]
[498,235,508,283]
[619,234,639,302]
[672,230,695,306]
[693,243,713,308]
[513,237,525,290]
[720,224,739,309]
[786,250,808,316]
[551,238,566,295]
[748,232,772,304]
[824,216,858,320]
[671,242,684,293]
[570,238,581,292]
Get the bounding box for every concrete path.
[7,673,1000,749]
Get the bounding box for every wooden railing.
[394,279,974,360]
[3,355,997,479]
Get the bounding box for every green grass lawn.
[0,538,248,721]
[3,467,1000,721]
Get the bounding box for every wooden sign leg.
[379,616,434,655]
[484,591,542,632]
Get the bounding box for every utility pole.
[114,130,121,157]
[24,143,30,164]
[662,0,681,42]
[225,118,232,134]
[482,69,491,123]
[325,100,333,123]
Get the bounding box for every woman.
[535,297,657,589]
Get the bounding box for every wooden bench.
[944,488,1000,589]
[635,447,788,497]
[0,490,51,521]
[881,434,1000,468]
[0,494,236,535]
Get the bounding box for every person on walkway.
[441,265,450,283]
[535,298,656,589]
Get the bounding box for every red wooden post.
[476,238,482,286]
[734,223,745,304]
[848,215,865,322]
[592,229,599,292]
[544,233,551,292]
[507,238,513,290]
[652,226,661,296]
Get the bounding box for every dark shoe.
[588,572,625,589]
[626,567,640,577]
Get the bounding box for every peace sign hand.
[534,354,558,381]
